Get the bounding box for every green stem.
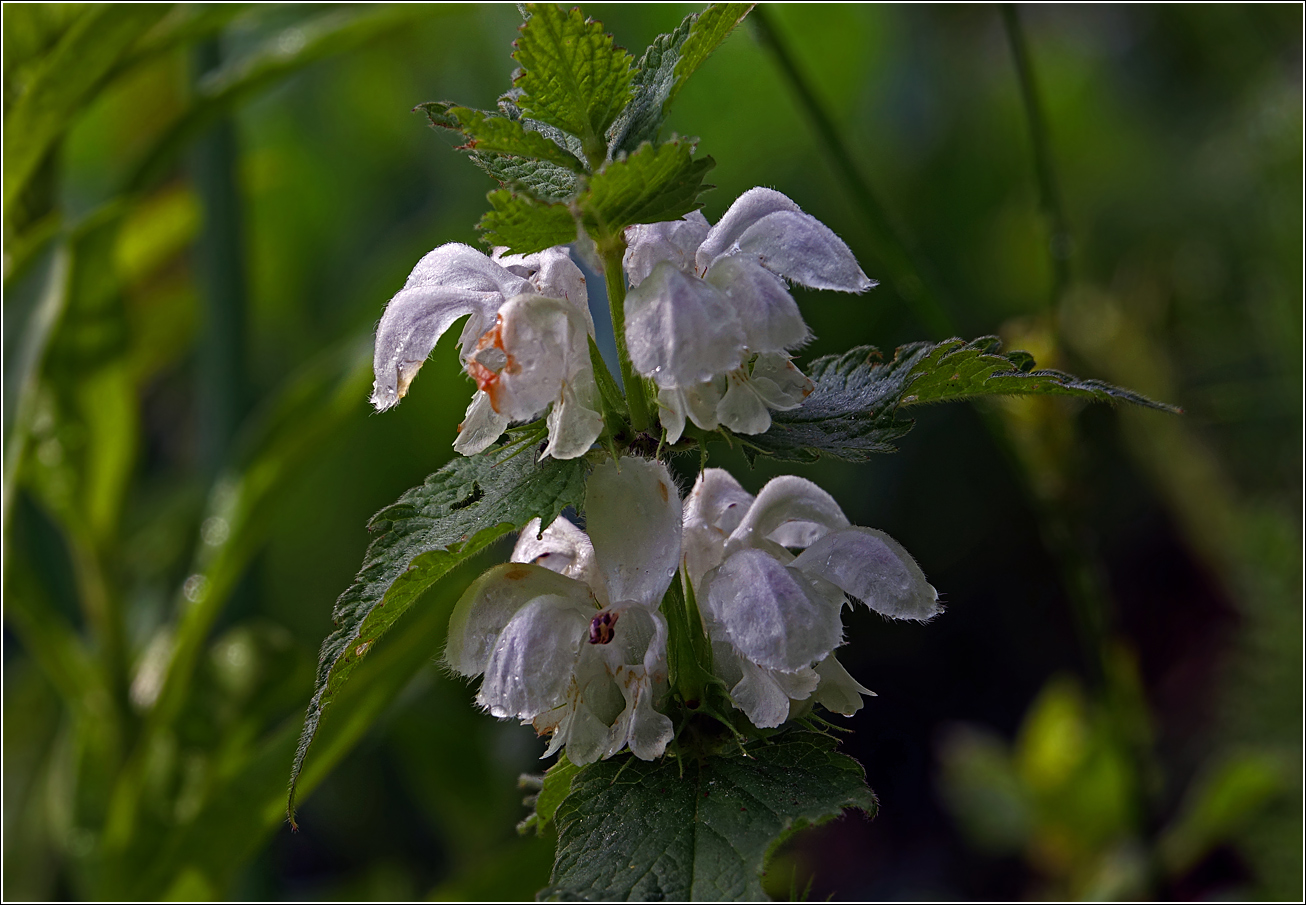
[599,237,651,433]
[751,6,954,339]
[1001,4,1072,307]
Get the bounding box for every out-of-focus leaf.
[578,139,715,236]
[288,447,590,819]
[3,5,170,219]
[478,190,576,255]
[609,4,754,154]
[108,4,252,78]
[419,102,586,173]
[543,729,876,900]
[747,338,1177,463]
[2,242,69,528]
[513,3,634,164]
[115,580,462,899]
[125,5,438,193]
[1159,751,1284,876]
[937,725,1033,855]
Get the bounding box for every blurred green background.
[3,4,1300,900]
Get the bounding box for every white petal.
[625,262,746,387]
[512,516,604,599]
[489,294,581,420]
[562,701,613,766]
[737,210,874,292]
[478,595,592,719]
[705,549,842,672]
[495,246,590,315]
[371,286,501,410]
[730,657,793,729]
[772,665,820,701]
[704,255,809,352]
[445,563,594,676]
[726,475,849,553]
[656,386,688,444]
[790,526,941,621]
[585,458,682,608]
[452,391,511,456]
[623,211,710,286]
[543,371,604,460]
[717,370,772,435]
[696,188,803,274]
[683,469,754,590]
[747,353,814,410]
[409,242,533,296]
[767,520,827,549]
[682,379,725,430]
[607,666,674,760]
[812,654,874,716]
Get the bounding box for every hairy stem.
[599,237,651,432]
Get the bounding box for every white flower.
[623,188,875,442]
[370,243,602,459]
[683,469,939,729]
[444,458,682,764]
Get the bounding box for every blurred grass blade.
[101,338,372,851]
[109,4,254,80]
[126,5,439,194]
[2,242,70,535]
[119,580,462,899]
[3,5,171,219]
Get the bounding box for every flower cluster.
[372,186,938,764]
[444,460,937,764]
[370,188,871,455]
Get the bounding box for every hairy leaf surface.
[479,190,578,254]
[748,338,1176,462]
[544,729,876,900]
[608,4,754,154]
[580,139,715,235]
[514,3,634,161]
[419,102,586,173]
[289,449,589,816]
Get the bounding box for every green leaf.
[471,153,580,203]
[544,729,876,900]
[899,337,1182,410]
[478,189,577,255]
[288,448,589,818]
[514,4,634,164]
[520,754,583,836]
[609,4,754,155]
[747,338,1178,463]
[579,139,715,237]
[418,101,586,173]
[3,5,170,221]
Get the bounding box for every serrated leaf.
[288,449,589,818]
[609,4,754,155]
[900,337,1182,411]
[471,153,580,203]
[418,101,586,173]
[514,4,634,163]
[478,189,577,254]
[748,338,1177,463]
[745,345,919,463]
[543,729,876,901]
[521,755,583,836]
[579,140,715,237]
